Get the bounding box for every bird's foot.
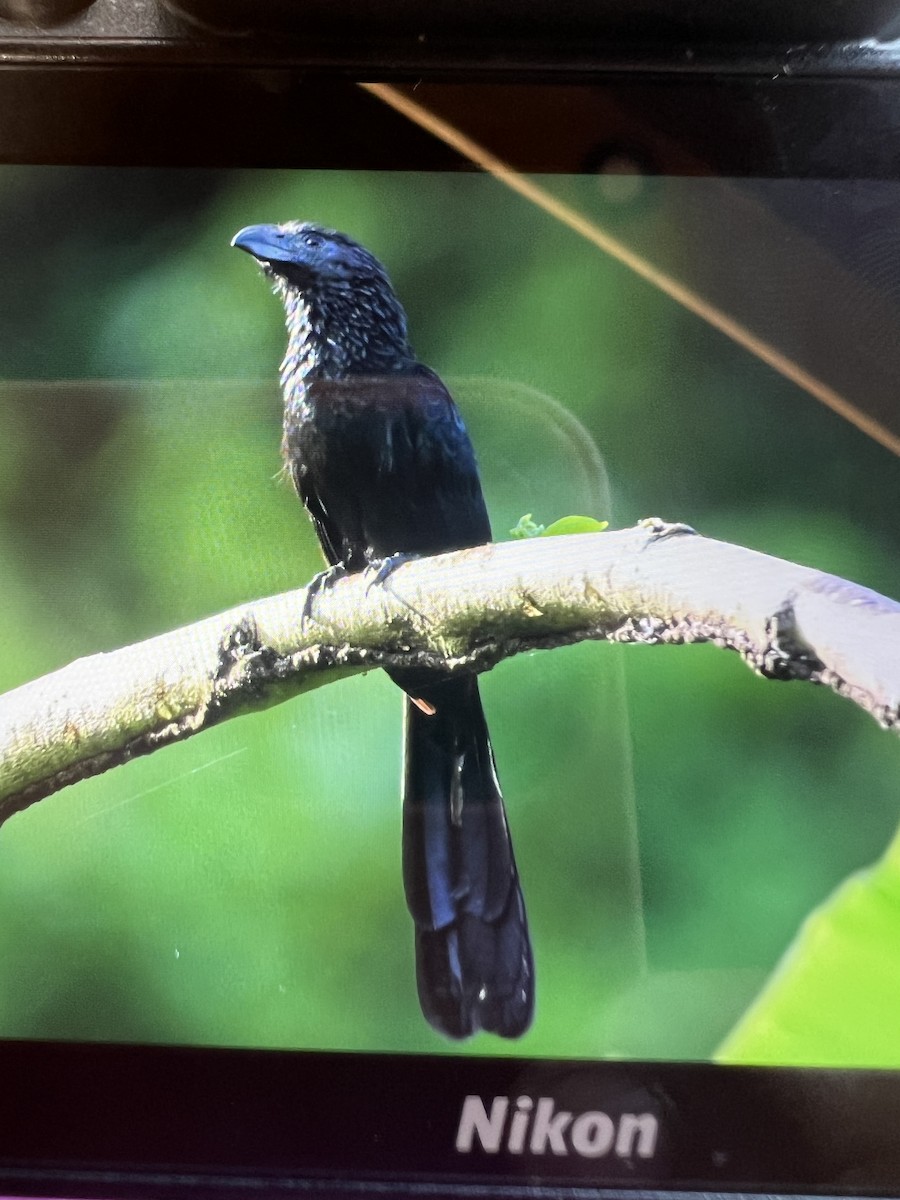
[364,552,418,596]
[301,563,349,627]
[638,516,697,545]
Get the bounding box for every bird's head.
[231,221,392,293]
[232,220,414,377]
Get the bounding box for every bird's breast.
[280,369,490,561]
[283,374,457,475]
[305,374,449,420]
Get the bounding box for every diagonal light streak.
[361,82,900,459]
[74,746,247,825]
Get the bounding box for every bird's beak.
[231,223,290,266]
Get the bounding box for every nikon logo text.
[455,1095,659,1159]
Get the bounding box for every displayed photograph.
[0,165,897,1063]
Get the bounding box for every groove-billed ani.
[232,221,533,1039]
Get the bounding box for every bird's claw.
[364,552,418,596]
[638,516,697,544]
[301,563,349,628]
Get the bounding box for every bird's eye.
[301,232,323,249]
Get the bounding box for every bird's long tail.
[401,675,534,1039]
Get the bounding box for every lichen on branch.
[1,521,898,826]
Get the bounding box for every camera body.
[1,5,899,1199]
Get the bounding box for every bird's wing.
[290,460,345,568]
[302,371,492,562]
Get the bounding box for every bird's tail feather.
[401,675,533,1039]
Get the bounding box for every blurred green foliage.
[718,816,900,1068]
[0,166,897,1061]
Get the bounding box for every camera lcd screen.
[0,78,898,1195]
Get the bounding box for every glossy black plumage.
[232,221,534,1038]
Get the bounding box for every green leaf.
[509,513,545,539]
[541,515,609,537]
[510,513,608,540]
[716,824,900,1067]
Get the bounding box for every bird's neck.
[279,280,416,398]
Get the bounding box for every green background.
[0,167,897,1061]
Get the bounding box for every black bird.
[232,221,534,1038]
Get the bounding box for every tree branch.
[2,520,898,826]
